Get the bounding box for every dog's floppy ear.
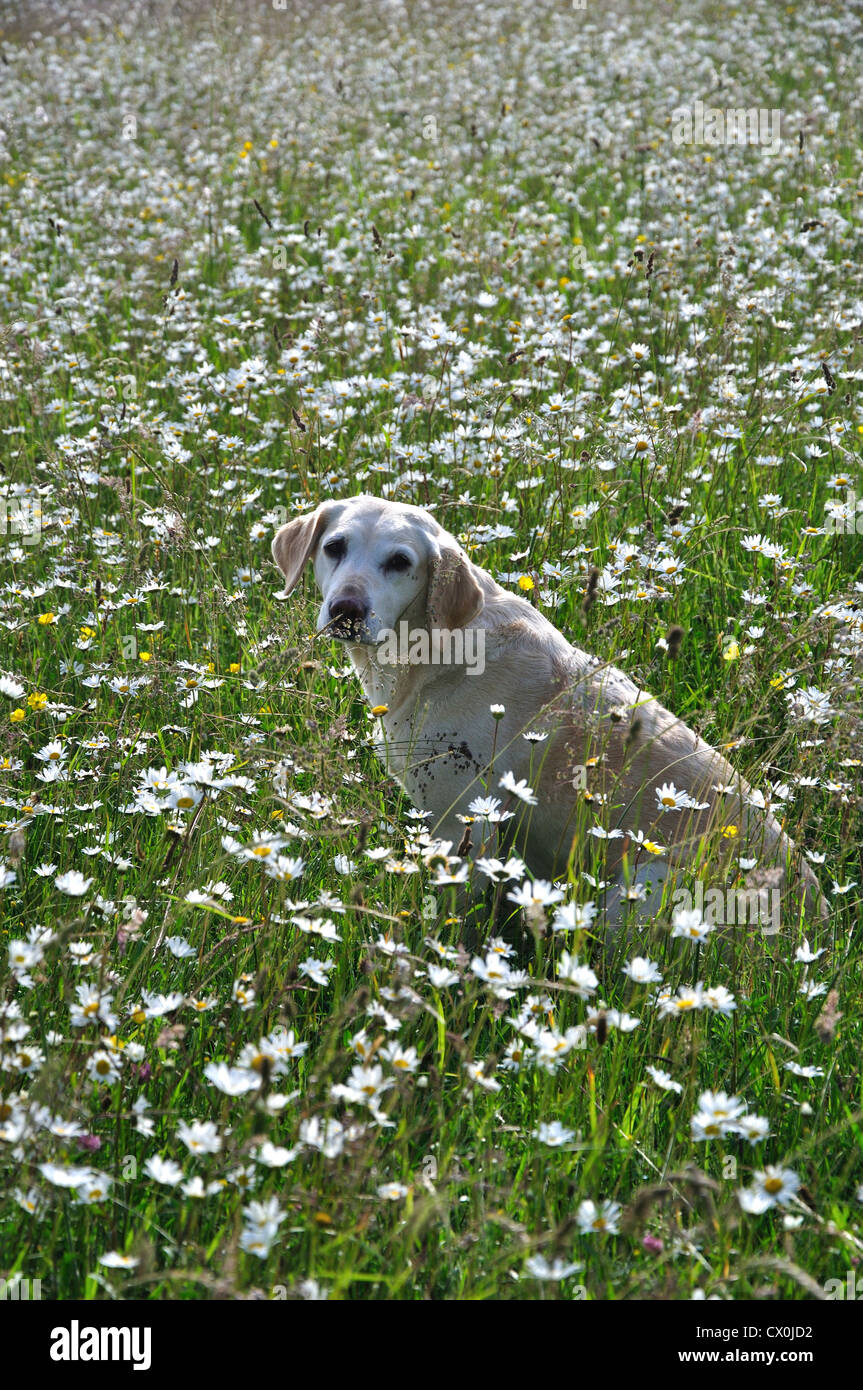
[272,504,333,594]
[426,544,484,629]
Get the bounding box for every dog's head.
[271,495,484,644]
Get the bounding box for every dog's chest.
[374,713,488,814]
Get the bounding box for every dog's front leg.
[422,810,524,955]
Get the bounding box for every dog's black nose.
[328,594,368,637]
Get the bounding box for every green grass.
[0,0,861,1301]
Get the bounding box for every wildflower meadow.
[1,0,862,1314]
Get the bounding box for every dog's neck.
[344,640,452,717]
[345,642,401,711]
[342,589,442,715]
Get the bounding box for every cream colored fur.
[273,495,825,936]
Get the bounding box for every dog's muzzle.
[326,593,371,641]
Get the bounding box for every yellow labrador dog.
[273,495,824,936]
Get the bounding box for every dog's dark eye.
[323,538,346,562]
[385,552,412,573]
